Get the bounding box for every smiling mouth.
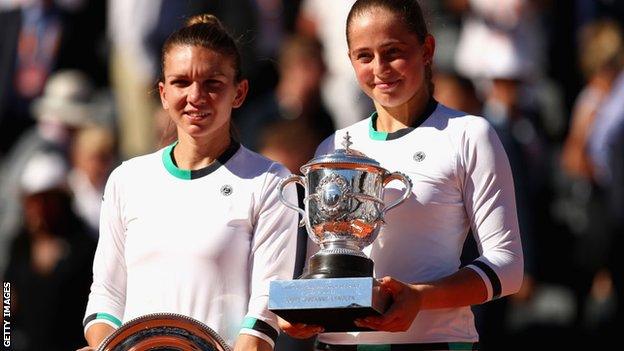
[374,80,400,90]
[184,111,211,120]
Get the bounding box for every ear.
[158,81,169,110]
[232,79,249,108]
[422,34,436,66]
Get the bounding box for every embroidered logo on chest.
[413,151,426,162]
[220,185,233,196]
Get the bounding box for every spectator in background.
[450,0,568,142]
[3,151,96,351]
[562,20,623,182]
[107,0,187,159]
[258,120,320,176]
[452,0,544,84]
[558,20,623,337]
[0,69,97,275]
[191,0,302,101]
[68,126,117,237]
[587,46,624,343]
[432,70,482,116]
[0,0,95,155]
[297,0,373,129]
[235,34,334,151]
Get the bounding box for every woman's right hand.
[278,317,324,339]
[76,347,96,351]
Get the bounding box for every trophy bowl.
[96,313,231,351]
[269,133,412,331]
[278,132,412,278]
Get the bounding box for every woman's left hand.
[354,276,422,332]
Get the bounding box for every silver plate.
[97,313,231,351]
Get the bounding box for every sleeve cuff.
[239,316,278,348]
[466,260,502,300]
[83,312,122,334]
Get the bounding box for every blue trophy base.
[269,277,390,332]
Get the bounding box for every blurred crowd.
[0,0,623,350]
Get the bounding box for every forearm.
[415,267,488,310]
[85,323,116,347]
[234,334,272,351]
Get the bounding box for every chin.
[375,96,410,109]
[182,126,211,138]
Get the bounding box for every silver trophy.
[269,133,412,331]
[97,313,231,351]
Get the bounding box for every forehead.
[348,8,416,46]
[163,45,235,75]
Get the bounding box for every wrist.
[410,282,433,309]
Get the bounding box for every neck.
[174,128,231,170]
[374,90,430,133]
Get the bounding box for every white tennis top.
[83,142,298,347]
[314,102,524,345]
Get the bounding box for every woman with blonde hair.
[81,14,298,351]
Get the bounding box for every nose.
[373,55,391,77]
[187,82,206,104]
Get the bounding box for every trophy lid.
[301,132,382,172]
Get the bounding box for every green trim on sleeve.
[241,316,257,329]
[96,312,122,327]
[240,316,278,343]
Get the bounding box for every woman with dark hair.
[81,14,298,351]
[280,1,524,349]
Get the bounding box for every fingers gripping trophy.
[269,133,412,332]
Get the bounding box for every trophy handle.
[278,174,307,227]
[381,172,413,216]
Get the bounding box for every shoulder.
[105,149,163,187]
[232,147,293,205]
[429,103,496,143]
[231,145,291,180]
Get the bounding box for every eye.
[354,52,373,63]
[170,79,190,87]
[204,79,226,90]
[384,47,402,59]
[206,79,224,86]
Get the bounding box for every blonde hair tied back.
[161,13,242,82]
[185,13,223,29]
